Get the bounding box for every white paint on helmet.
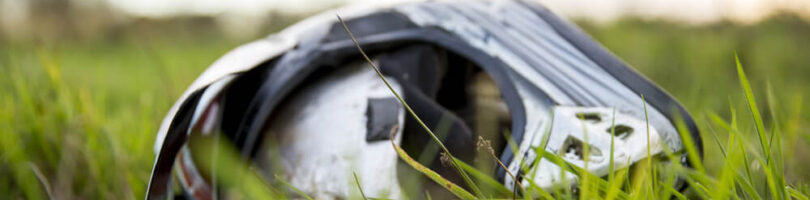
[257,61,405,199]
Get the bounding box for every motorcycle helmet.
[146,1,703,199]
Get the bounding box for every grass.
[1,13,810,199]
[0,32,244,199]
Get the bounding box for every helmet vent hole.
[560,136,604,162]
[577,113,602,124]
[607,125,634,140]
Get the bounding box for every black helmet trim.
[148,88,204,199]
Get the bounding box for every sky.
[103,0,810,25]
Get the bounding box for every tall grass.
[0,34,245,199]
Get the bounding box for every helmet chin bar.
[505,106,665,190]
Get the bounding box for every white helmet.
[147,1,703,199]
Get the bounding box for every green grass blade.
[274,174,314,200]
[664,186,687,200]
[787,186,810,200]
[189,136,281,199]
[760,160,781,200]
[353,171,368,200]
[605,167,629,200]
[737,139,757,195]
[537,150,630,200]
[640,94,656,194]
[609,109,616,184]
[452,157,513,196]
[705,113,728,158]
[735,54,770,163]
[387,126,477,199]
[521,175,555,199]
[674,116,705,172]
[735,175,763,200]
[766,83,788,200]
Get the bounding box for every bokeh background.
[1,0,809,199]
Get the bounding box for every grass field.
[1,13,809,199]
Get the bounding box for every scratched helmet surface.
[146,1,702,199]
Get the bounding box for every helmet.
[147,1,703,199]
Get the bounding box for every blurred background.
[1,0,809,199]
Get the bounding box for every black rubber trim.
[146,89,205,200]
